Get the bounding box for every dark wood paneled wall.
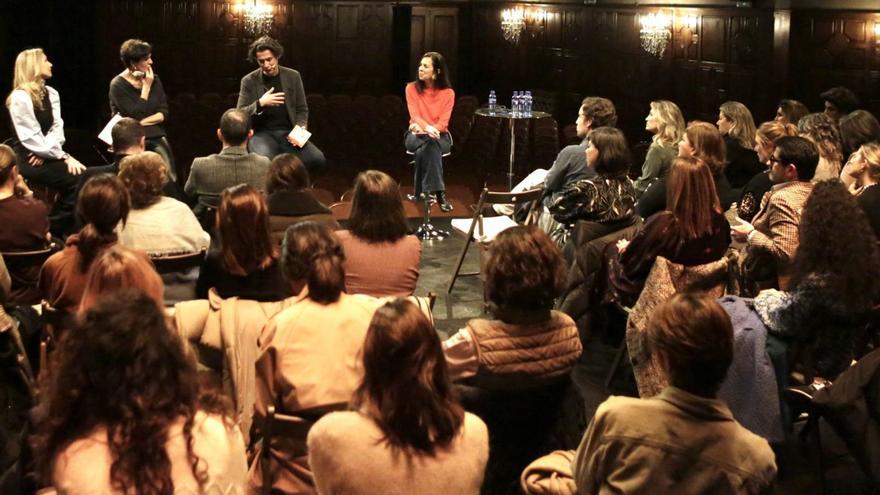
[1,1,878,153]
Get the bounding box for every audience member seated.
[309,299,489,495]
[184,108,270,221]
[738,121,799,222]
[717,101,764,189]
[40,174,130,318]
[632,100,684,195]
[250,222,380,494]
[639,121,736,218]
[846,143,880,238]
[543,97,617,207]
[839,109,880,161]
[443,226,581,388]
[493,97,618,217]
[549,127,637,247]
[754,180,880,381]
[798,112,843,181]
[335,170,420,297]
[0,143,50,303]
[117,151,209,255]
[775,98,809,126]
[78,117,184,201]
[820,86,859,123]
[731,136,818,292]
[267,153,337,244]
[195,184,287,301]
[37,290,248,494]
[78,245,164,313]
[570,293,777,494]
[610,156,730,306]
[6,48,86,239]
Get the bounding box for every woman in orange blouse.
[405,51,455,212]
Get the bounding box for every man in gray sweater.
[184,108,270,218]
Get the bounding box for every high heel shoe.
[435,191,453,212]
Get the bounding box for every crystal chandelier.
[501,8,525,44]
[234,1,274,36]
[639,12,672,58]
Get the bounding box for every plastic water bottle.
[524,91,533,117]
[512,91,521,118]
[488,90,496,114]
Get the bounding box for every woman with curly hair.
[308,299,489,495]
[195,184,286,301]
[632,100,685,195]
[117,151,209,256]
[798,113,843,181]
[38,290,248,494]
[443,225,582,388]
[718,101,764,189]
[754,180,880,380]
[737,121,800,222]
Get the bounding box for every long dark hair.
[352,299,463,454]
[414,52,451,93]
[792,180,880,311]
[37,290,231,495]
[349,170,409,243]
[75,174,130,271]
[216,185,278,276]
[281,222,346,304]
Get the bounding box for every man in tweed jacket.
[184,108,270,216]
[731,136,817,290]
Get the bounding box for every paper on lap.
[287,125,311,147]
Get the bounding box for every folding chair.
[446,186,544,295]
[260,402,348,495]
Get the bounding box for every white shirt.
[8,86,66,160]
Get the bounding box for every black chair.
[2,245,57,305]
[447,186,544,295]
[150,249,207,275]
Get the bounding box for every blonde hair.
[650,100,685,147]
[756,121,799,149]
[860,143,880,182]
[720,101,757,149]
[6,48,47,110]
[799,113,843,165]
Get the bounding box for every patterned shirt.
[549,176,636,226]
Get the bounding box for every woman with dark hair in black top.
[109,39,176,181]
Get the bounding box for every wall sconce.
[681,15,699,47]
[501,8,526,44]
[232,0,275,36]
[640,11,672,58]
[500,7,547,44]
[874,22,880,56]
[525,9,547,38]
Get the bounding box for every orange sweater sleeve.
[405,84,455,133]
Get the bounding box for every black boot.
[436,191,453,212]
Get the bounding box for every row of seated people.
[491,90,880,377]
[0,202,587,494]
